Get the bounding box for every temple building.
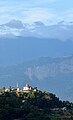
[23,84,32,91]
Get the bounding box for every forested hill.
[0,90,73,120]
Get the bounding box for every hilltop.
[0,86,73,120]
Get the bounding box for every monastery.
[0,83,38,96]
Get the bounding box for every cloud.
[0,0,72,25]
[26,0,56,7]
[61,8,73,23]
[21,8,60,25]
[0,0,57,8]
[0,4,60,25]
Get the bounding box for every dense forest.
[0,90,73,120]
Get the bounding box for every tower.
[16,82,20,91]
[17,82,19,88]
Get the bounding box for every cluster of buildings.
[0,83,37,95]
[17,83,37,92]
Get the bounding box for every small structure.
[16,82,20,92]
[5,88,11,92]
[23,84,32,92]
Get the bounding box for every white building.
[5,88,10,92]
[23,84,32,91]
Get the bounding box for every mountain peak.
[0,19,73,40]
[3,19,24,29]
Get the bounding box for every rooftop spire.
[17,82,18,88]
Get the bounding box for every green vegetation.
[0,90,73,120]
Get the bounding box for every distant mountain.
[0,37,73,66]
[0,56,73,102]
[0,20,73,102]
[0,19,73,40]
[0,20,73,66]
[4,19,24,29]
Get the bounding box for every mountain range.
[1,19,73,40]
[0,20,73,102]
[0,55,73,102]
[0,36,73,66]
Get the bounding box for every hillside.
[0,55,73,101]
[0,90,73,120]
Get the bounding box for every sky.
[0,0,73,25]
